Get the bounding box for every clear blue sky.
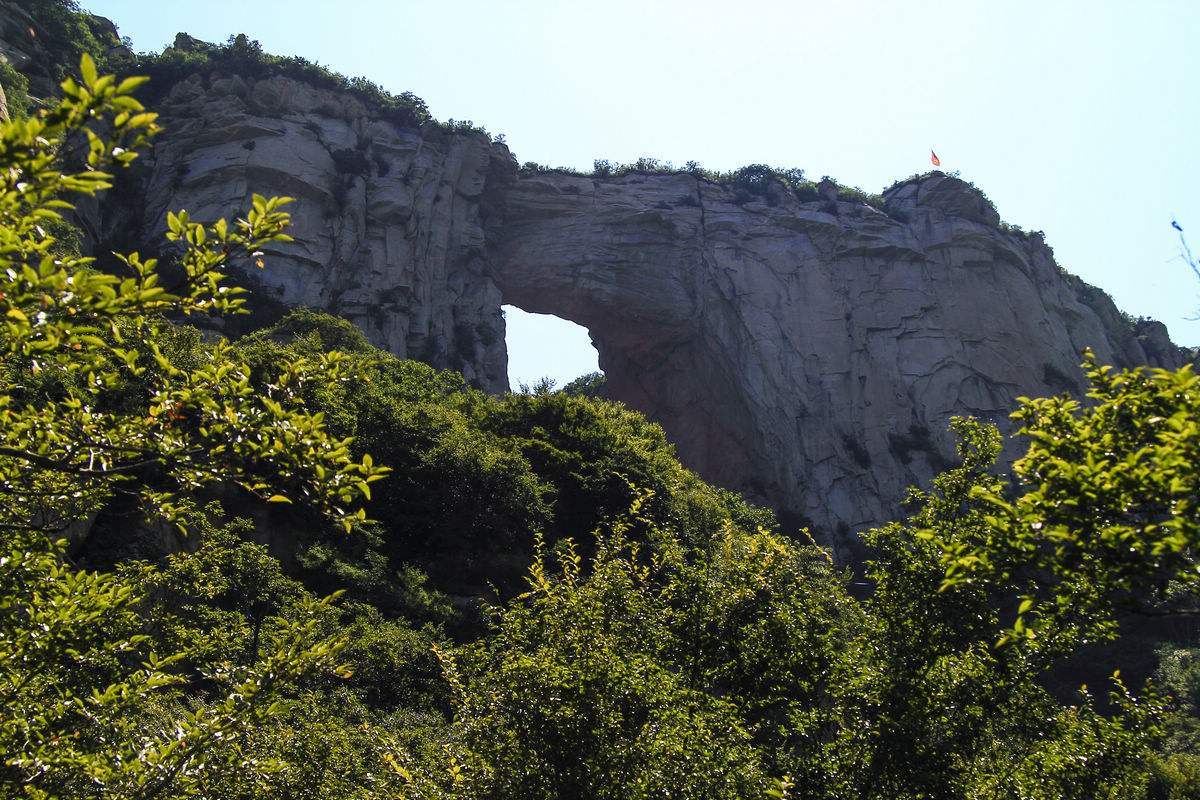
[86,0,1200,387]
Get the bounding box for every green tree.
[110,512,454,800]
[0,56,385,797]
[0,55,386,536]
[444,498,776,800]
[231,310,772,607]
[855,417,1165,799]
[932,354,1200,647]
[443,415,1175,799]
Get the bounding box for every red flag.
[930,150,941,167]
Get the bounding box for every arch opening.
[502,304,603,393]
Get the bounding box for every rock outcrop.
[85,69,1193,554]
[93,70,512,392]
[492,170,1192,554]
[0,2,49,94]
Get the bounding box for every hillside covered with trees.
[2,3,1200,798]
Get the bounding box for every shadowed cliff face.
[489,171,1191,554]
[88,71,1191,555]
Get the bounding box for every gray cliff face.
[106,72,512,392]
[492,171,1190,553]
[97,71,1191,554]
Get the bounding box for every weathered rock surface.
[492,171,1193,554]
[79,69,512,391]
[89,70,1194,554]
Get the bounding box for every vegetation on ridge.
[120,33,454,133]
[3,20,1200,800]
[518,157,893,210]
[0,1,491,137]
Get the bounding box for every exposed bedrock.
[88,71,514,392]
[92,71,1193,554]
[490,171,1191,555]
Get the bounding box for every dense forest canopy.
[1,3,1200,798]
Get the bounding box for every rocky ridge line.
[12,40,1190,552]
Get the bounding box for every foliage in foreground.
[438,418,1179,800]
[0,56,384,795]
[2,55,1200,800]
[222,308,771,605]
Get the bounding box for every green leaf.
[115,75,150,94]
[79,53,98,88]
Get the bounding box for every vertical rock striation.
[99,71,513,392]
[490,170,1193,554]
[80,69,1193,554]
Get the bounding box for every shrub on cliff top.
[519,158,894,209]
[20,0,119,83]
[18,3,494,139]
[126,33,437,130]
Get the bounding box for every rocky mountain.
[492,169,1190,554]
[86,67,515,393]
[7,31,1192,554]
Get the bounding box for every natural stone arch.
[488,171,831,544]
[486,169,1182,556]
[94,70,1188,555]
